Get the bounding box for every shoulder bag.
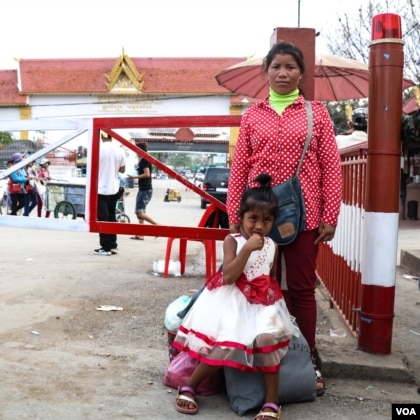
[9,177,23,194]
[268,101,313,245]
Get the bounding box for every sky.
[0,0,363,69]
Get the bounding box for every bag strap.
[295,100,313,176]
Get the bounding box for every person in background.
[23,160,38,216]
[335,108,368,150]
[8,153,27,215]
[2,159,14,213]
[127,141,158,240]
[94,132,126,256]
[226,41,342,397]
[36,158,52,218]
[173,173,297,419]
[400,168,412,220]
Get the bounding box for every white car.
[195,173,204,182]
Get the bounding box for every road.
[0,178,419,419]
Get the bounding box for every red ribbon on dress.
[206,271,283,305]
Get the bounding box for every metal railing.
[316,143,368,337]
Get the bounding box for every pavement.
[316,218,420,386]
[1,183,419,418]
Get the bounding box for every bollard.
[358,13,404,354]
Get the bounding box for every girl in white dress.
[173,173,298,419]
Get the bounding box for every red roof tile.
[0,70,27,106]
[18,56,245,95]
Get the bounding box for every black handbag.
[269,101,313,245]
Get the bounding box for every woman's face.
[267,53,302,95]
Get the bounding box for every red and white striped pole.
[358,13,404,354]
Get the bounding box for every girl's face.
[240,209,275,239]
[267,53,302,95]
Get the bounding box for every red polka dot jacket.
[227,95,342,230]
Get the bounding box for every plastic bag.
[153,259,181,276]
[163,351,223,396]
[164,295,191,332]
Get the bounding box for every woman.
[36,158,52,218]
[8,153,27,215]
[23,161,38,216]
[226,41,342,396]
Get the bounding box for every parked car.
[194,172,205,182]
[184,170,194,179]
[200,167,231,209]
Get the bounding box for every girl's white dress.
[173,234,298,373]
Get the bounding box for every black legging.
[10,193,25,215]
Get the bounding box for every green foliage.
[326,103,349,135]
[326,99,368,135]
[167,153,192,169]
[0,131,14,146]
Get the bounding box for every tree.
[323,1,418,133]
[325,0,419,84]
[167,153,192,170]
[325,99,368,134]
[0,131,14,147]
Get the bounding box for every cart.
[46,181,130,222]
[46,182,85,219]
[163,188,181,203]
[0,181,11,215]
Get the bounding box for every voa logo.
[395,407,416,415]
[392,404,419,418]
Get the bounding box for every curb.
[400,249,420,275]
[315,287,416,384]
[317,335,415,383]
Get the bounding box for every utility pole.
[297,0,301,27]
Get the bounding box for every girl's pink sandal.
[175,386,198,414]
[254,402,282,420]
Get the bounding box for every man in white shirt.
[336,108,368,150]
[94,132,126,256]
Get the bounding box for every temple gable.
[106,50,144,93]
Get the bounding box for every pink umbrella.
[403,96,419,115]
[215,54,414,102]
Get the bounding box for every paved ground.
[0,179,419,419]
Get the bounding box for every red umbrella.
[215,54,414,102]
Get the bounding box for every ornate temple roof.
[0,51,245,101]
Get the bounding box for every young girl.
[173,173,298,419]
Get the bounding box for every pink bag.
[163,351,223,396]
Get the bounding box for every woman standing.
[226,41,342,396]
[23,161,38,216]
[8,153,27,215]
[36,158,52,218]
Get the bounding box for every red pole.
[358,14,404,354]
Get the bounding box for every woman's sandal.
[315,368,326,397]
[254,402,282,420]
[312,350,326,397]
[175,386,198,415]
